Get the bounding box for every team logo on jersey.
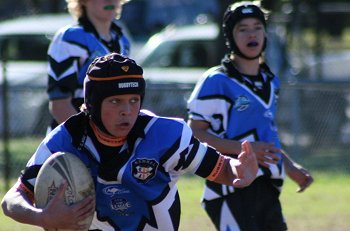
[234,95,250,111]
[111,197,132,215]
[103,186,130,197]
[132,158,159,183]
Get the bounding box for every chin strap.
[89,120,126,147]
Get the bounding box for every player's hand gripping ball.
[34,152,95,231]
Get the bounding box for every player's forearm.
[191,129,242,155]
[281,150,300,173]
[1,186,44,227]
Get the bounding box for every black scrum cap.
[223,1,267,58]
[84,53,145,133]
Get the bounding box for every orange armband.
[207,155,226,181]
[16,180,35,203]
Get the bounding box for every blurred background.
[1,0,350,190]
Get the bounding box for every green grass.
[280,171,350,231]
[178,172,350,231]
[1,138,350,230]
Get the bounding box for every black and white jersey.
[187,58,285,201]
[20,110,221,230]
[47,16,130,116]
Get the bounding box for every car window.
[0,34,50,61]
[141,40,218,68]
[141,41,176,67]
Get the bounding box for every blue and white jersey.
[187,59,285,199]
[20,111,220,231]
[47,16,130,108]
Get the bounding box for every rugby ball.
[34,152,95,231]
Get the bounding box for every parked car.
[136,23,221,83]
[134,23,291,118]
[136,22,298,82]
[0,14,75,136]
[134,23,223,118]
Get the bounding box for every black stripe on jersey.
[261,165,272,177]
[137,203,158,230]
[169,191,181,230]
[48,72,79,95]
[64,113,101,168]
[137,185,181,230]
[20,165,42,192]
[195,144,220,178]
[210,114,226,135]
[127,114,149,149]
[48,56,75,78]
[143,186,170,229]
[220,58,276,104]
[160,137,181,167]
[181,136,199,169]
[172,136,199,171]
[95,211,122,231]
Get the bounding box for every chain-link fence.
[1,80,350,183]
[146,80,350,151]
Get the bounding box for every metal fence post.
[291,87,301,161]
[1,48,10,191]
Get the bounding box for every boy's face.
[101,94,140,138]
[84,0,123,21]
[232,17,266,59]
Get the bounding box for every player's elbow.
[1,193,13,217]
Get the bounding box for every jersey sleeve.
[47,26,88,100]
[187,71,233,135]
[19,124,74,193]
[19,140,54,193]
[157,118,220,178]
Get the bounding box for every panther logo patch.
[132,158,159,183]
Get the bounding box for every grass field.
[1,138,350,230]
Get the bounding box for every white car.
[0,14,74,85]
[134,24,222,118]
[136,23,221,84]
[0,14,134,136]
[0,14,74,135]
[135,23,222,118]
